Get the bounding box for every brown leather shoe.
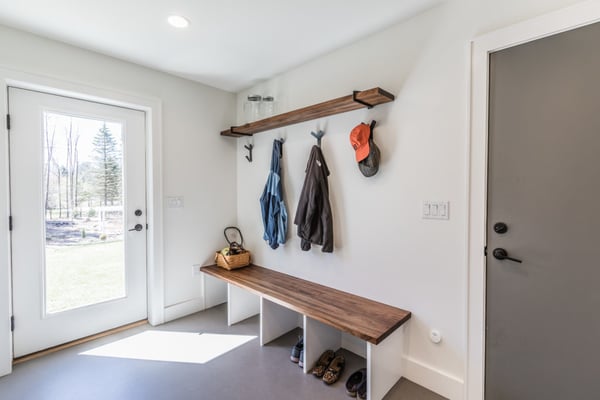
[311,350,335,378]
[322,355,345,385]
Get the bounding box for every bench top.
[200,264,411,345]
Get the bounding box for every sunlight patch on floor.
[79,331,257,364]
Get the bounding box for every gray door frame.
[468,3,600,400]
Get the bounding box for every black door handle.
[129,224,144,232]
[492,248,522,263]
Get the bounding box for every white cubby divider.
[303,316,342,374]
[260,297,299,346]
[227,283,259,326]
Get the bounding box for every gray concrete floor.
[0,304,446,400]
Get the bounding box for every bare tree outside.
[44,114,56,215]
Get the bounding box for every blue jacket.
[260,139,288,249]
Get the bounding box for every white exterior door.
[9,87,147,357]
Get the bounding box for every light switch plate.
[423,201,449,220]
[167,196,184,208]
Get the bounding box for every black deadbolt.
[493,222,508,234]
[135,209,143,217]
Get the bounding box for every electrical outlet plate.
[430,329,442,344]
[422,201,450,220]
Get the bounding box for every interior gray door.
[486,22,600,399]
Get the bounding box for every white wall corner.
[403,355,464,400]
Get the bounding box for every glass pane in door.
[43,112,125,314]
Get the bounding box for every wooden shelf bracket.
[352,90,374,109]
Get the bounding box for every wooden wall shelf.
[221,87,395,137]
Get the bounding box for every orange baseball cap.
[349,123,371,162]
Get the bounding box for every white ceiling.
[0,0,440,92]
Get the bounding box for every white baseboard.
[163,297,205,323]
[403,356,464,400]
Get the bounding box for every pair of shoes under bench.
[311,349,345,385]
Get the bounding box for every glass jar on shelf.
[244,95,262,122]
[260,96,275,118]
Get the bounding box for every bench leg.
[260,298,299,345]
[303,316,342,374]
[227,283,260,326]
[367,324,406,400]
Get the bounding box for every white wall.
[0,24,236,374]
[236,0,584,398]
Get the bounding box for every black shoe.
[298,349,304,368]
[345,368,367,396]
[290,338,303,363]
[357,379,367,399]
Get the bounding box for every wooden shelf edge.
[221,87,395,137]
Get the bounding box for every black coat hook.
[311,130,325,147]
[244,144,254,162]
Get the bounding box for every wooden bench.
[200,264,411,400]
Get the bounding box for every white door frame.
[467,1,600,399]
[0,68,165,376]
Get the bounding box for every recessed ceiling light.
[168,15,190,29]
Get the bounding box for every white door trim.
[0,68,165,376]
[467,1,600,399]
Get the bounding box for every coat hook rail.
[244,144,254,162]
[311,130,325,147]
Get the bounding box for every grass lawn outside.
[45,240,125,314]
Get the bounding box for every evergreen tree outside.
[92,123,122,206]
